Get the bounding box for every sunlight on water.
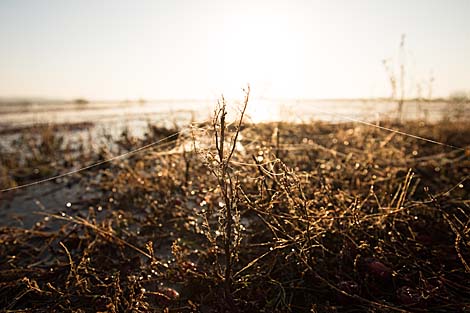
[1,99,469,135]
[245,99,281,123]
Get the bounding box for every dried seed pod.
[365,259,392,281]
[159,287,180,300]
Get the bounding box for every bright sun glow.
[206,10,307,101]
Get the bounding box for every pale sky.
[0,0,469,100]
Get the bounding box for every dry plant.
[383,34,407,122]
[190,87,250,301]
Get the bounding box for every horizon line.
[0,95,458,103]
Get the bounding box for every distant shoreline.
[0,96,465,106]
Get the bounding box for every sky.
[0,0,469,100]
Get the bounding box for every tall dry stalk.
[210,87,250,297]
[383,33,407,122]
[398,34,406,121]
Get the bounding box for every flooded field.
[1,98,469,133]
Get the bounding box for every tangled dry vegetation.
[0,97,469,312]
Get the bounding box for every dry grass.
[0,111,469,312]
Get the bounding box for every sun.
[205,10,306,102]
